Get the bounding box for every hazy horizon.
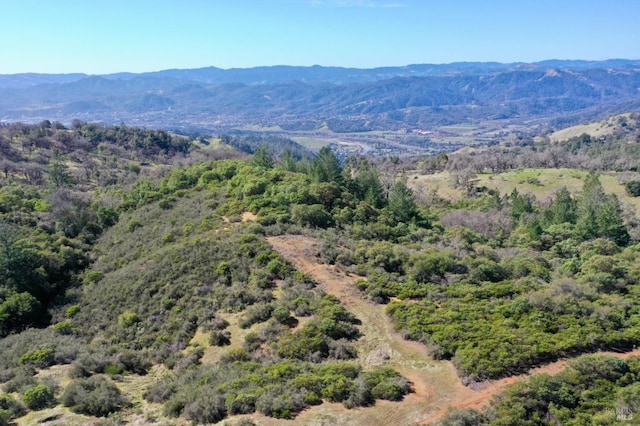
[3,58,640,77]
[1,0,639,75]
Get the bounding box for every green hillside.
[2,117,640,425]
[546,112,639,143]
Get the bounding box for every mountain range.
[1,60,640,132]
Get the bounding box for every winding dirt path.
[267,235,640,425]
[268,235,477,425]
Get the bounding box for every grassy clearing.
[437,124,479,133]
[547,113,637,142]
[15,406,103,426]
[408,171,465,201]
[411,168,640,213]
[115,367,174,425]
[197,313,246,365]
[476,168,640,210]
[199,137,222,149]
[18,366,182,426]
[290,136,330,151]
[476,168,587,201]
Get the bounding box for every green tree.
[355,168,385,208]
[575,174,629,245]
[310,147,342,185]
[509,188,534,221]
[546,187,577,225]
[97,206,119,228]
[0,292,42,336]
[387,179,418,223]
[0,221,18,279]
[0,395,25,424]
[576,173,606,240]
[252,144,275,169]
[48,159,73,188]
[291,204,334,228]
[279,147,298,172]
[624,180,640,197]
[596,195,630,246]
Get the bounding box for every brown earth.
[266,234,640,426]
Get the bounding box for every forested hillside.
[0,117,640,424]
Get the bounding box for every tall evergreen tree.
[279,147,298,172]
[353,167,385,208]
[575,173,629,245]
[597,195,630,246]
[49,159,73,188]
[252,144,274,169]
[576,173,607,240]
[547,187,577,225]
[311,146,342,185]
[387,178,418,223]
[509,188,534,221]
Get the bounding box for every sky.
[0,0,639,74]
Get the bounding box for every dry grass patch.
[547,113,637,142]
[408,171,464,201]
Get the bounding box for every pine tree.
[576,173,605,240]
[356,168,385,208]
[310,146,343,184]
[279,147,298,172]
[49,159,73,188]
[252,144,274,169]
[597,195,630,246]
[575,173,629,245]
[547,187,577,225]
[509,188,534,221]
[387,179,418,223]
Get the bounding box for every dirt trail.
[267,235,640,425]
[268,235,477,425]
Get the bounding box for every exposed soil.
[267,234,640,425]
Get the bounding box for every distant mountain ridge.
[2,59,640,88]
[1,60,639,131]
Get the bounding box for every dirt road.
[267,234,640,425]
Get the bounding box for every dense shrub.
[209,330,231,346]
[183,393,227,424]
[624,180,640,196]
[291,204,334,228]
[22,384,55,410]
[18,348,55,368]
[486,355,640,424]
[61,376,127,417]
[0,395,26,420]
[438,407,488,426]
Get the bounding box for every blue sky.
[1,0,638,74]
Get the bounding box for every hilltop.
[0,115,640,424]
[544,112,638,142]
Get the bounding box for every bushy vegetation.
[0,121,198,339]
[1,117,640,423]
[21,384,55,410]
[0,395,25,425]
[440,354,640,425]
[379,177,639,380]
[0,121,196,422]
[148,361,409,421]
[61,375,127,417]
